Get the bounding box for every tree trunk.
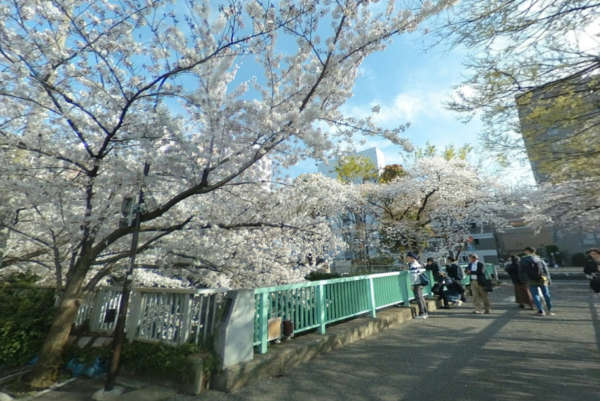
[26,266,87,388]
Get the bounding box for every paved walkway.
[181,281,600,401]
[28,281,600,401]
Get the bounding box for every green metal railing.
[253,270,434,354]
[253,263,498,354]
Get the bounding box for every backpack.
[590,274,600,293]
[527,257,545,281]
[447,263,464,281]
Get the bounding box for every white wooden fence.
[74,287,228,345]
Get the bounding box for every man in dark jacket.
[467,254,491,314]
[520,246,553,316]
[425,257,442,282]
[445,257,466,302]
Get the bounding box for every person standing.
[520,246,554,316]
[505,255,534,310]
[467,254,491,314]
[407,252,428,319]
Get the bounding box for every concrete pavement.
[24,280,600,401]
[176,281,600,401]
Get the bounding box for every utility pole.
[105,162,150,391]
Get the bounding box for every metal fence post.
[316,282,326,334]
[179,293,193,344]
[125,289,141,341]
[424,270,434,296]
[89,289,105,332]
[368,277,376,318]
[403,272,412,303]
[259,292,269,354]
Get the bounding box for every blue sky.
[284,28,536,185]
[288,26,533,185]
[286,30,484,174]
[348,32,481,162]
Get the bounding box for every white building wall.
[316,147,386,180]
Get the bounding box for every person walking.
[407,252,428,319]
[467,253,491,314]
[505,255,534,310]
[520,246,554,316]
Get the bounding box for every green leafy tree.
[414,142,473,161]
[0,274,56,367]
[379,164,407,183]
[443,144,473,161]
[440,0,600,181]
[414,142,438,160]
[335,155,378,184]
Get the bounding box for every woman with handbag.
[505,255,534,310]
[407,252,428,319]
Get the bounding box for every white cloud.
[569,20,600,53]
[453,84,476,99]
[376,93,424,122]
[363,89,455,127]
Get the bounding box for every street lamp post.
[105,162,150,391]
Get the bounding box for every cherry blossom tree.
[361,157,507,257]
[330,155,379,268]
[147,173,353,289]
[327,155,507,268]
[0,0,456,386]
[520,178,600,229]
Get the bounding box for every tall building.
[316,147,386,181]
[516,75,600,184]
[462,222,500,264]
[514,75,600,258]
[494,221,554,259]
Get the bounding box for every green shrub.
[64,340,216,384]
[63,341,112,366]
[305,271,341,281]
[122,341,202,381]
[0,273,56,367]
[366,256,395,266]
